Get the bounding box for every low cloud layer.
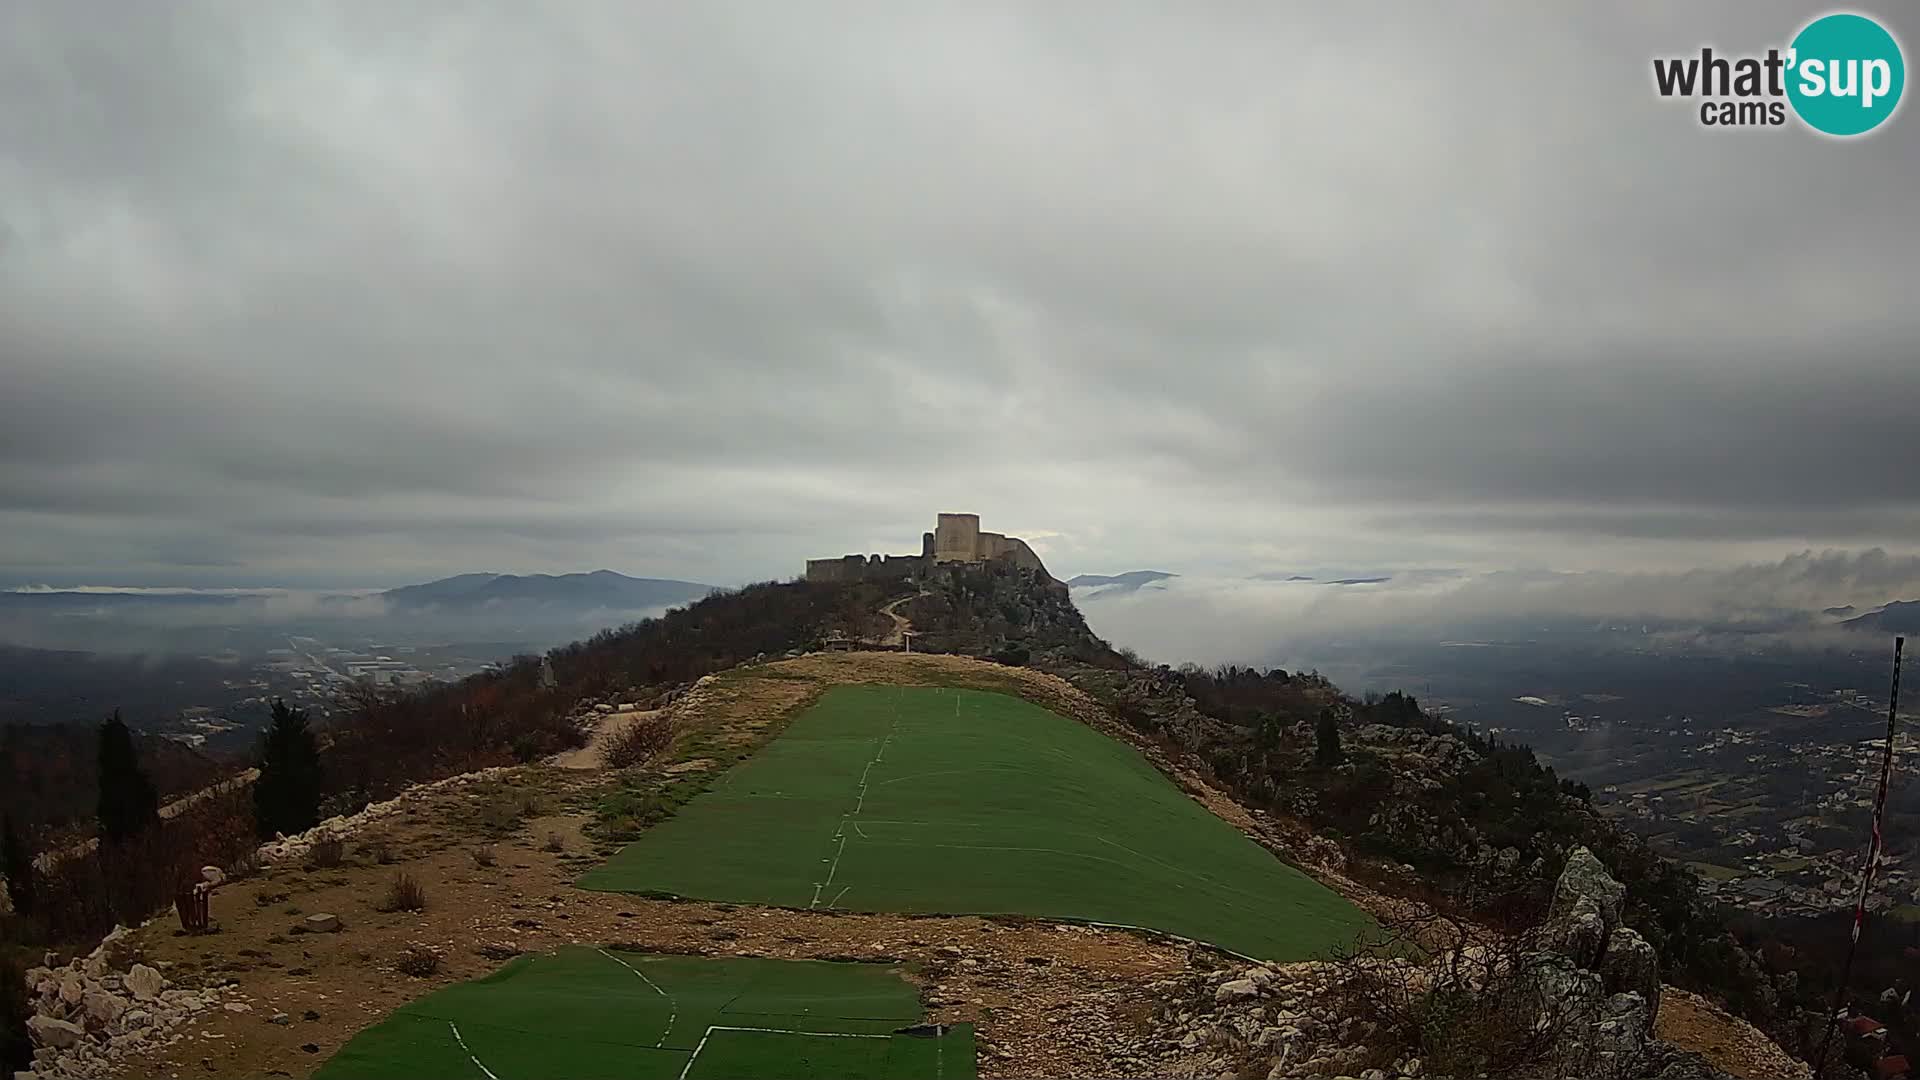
[1076,549,1920,667]
[3,3,1916,587]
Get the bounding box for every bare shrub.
[395,945,441,977]
[304,834,345,870]
[377,872,426,913]
[1314,906,1603,1078]
[601,717,676,769]
[362,839,395,865]
[542,832,564,853]
[224,847,263,881]
[474,787,533,836]
[470,846,496,869]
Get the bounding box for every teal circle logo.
[1787,12,1905,136]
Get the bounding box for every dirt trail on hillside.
[877,590,926,647]
[549,708,663,769]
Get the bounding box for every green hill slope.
[580,685,1370,960]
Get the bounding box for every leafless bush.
[224,847,263,881]
[1314,905,1602,1078]
[377,872,426,913]
[395,944,441,977]
[470,846,496,869]
[304,835,345,870]
[602,717,676,769]
[362,839,395,865]
[542,832,565,853]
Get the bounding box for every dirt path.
[877,591,926,647]
[549,708,663,769]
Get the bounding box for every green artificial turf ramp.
[579,685,1370,960]
[314,948,974,1080]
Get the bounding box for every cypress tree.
[1314,706,1345,767]
[254,700,323,839]
[1,815,31,917]
[96,710,159,844]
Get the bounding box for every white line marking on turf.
[677,1025,894,1080]
[809,694,903,909]
[596,948,676,1048]
[448,1021,500,1080]
[828,884,852,908]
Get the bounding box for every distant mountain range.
[1839,600,1920,635]
[1249,572,1393,585]
[1066,571,1177,595]
[381,571,715,613]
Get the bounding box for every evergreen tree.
[1314,706,1345,767]
[0,952,29,1074]
[254,699,323,839]
[97,710,159,843]
[1,815,31,917]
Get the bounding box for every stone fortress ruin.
[805,513,1057,584]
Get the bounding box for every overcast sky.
[4,2,1917,590]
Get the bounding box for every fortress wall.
[998,536,1048,574]
[805,553,923,584]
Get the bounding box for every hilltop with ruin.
[804,512,1059,586]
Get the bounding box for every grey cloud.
[1,1,1916,588]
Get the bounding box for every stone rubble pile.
[254,765,518,863]
[18,925,234,1080]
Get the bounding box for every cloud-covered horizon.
[1075,548,1920,668]
[4,3,1917,588]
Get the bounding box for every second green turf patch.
[314,948,970,1080]
[579,685,1370,960]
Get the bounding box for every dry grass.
[376,872,426,913]
[305,835,345,870]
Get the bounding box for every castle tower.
[932,513,982,563]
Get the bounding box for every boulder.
[95,924,139,970]
[1549,847,1625,937]
[1213,978,1259,1004]
[302,913,343,934]
[1599,927,1662,1014]
[81,989,125,1025]
[1547,847,1627,969]
[56,974,83,1006]
[25,1017,83,1050]
[124,965,164,1002]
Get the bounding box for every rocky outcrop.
[1546,846,1662,1015]
[1521,847,1730,1079]
[1120,849,1752,1080]
[21,925,234,1079]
